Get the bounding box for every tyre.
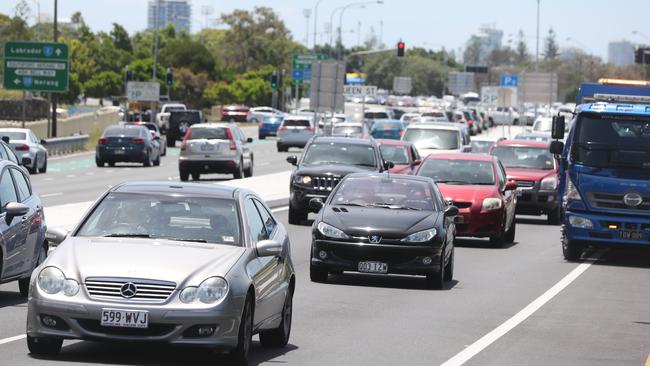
[489,229,506,248]
[29,156,38,174]
[191,172,200,181]
[166,137,175,148]
[143,152,151,167]
[161,145,167,156]
[95,157,104,167]
[444,247,454,282]
[258,134,266,140]
[39,155,47,173]
[562,237,584,261]
[153,152,161,166]
[288,205,307,225]
[259,286,293,347]
[505,220,516,244]
[229,295,253,364]
[547,207,561,225]
[27,335,63,356]
[310,262,328,282]
[277,144,287,153]
[179,169,189,182]
[233,160,244,179]
[425,252,445,289]
[108,162,115,167]
[244,157,253,178]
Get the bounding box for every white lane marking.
[0,334,25,345]
[44,178,54,181]
[41,192,63,198]
[65,174,75,178]
[271,206,289,213]
[441,250,604,366]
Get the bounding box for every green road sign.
[292,54,327,85]
[3,41,70,92]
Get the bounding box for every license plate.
[455,216,465,224]
[100,309,149,328]
[114,150,126,154]
[358,261,387,274]
[618,230,644,240]
[200,144,214,151]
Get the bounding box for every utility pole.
[536,0,540,71]
[313,0,323,49]
[51,0,58,137]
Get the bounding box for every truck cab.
[550,79,650,261]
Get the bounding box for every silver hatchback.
[0,128,48,174]
[178,123,254,181]
[276,115,316,152]
[27,182,295,364]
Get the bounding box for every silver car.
[178,123,253,181]
[0,128,48,174]
[27,182,295,363]
[276,115,316,152]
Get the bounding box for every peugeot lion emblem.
[369,235,382,244]
[623,192,643,208]
[120,282,138,298]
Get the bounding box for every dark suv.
[286,136,388,224]
[167,110,205,147]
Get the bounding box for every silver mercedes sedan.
[26,181,295,363]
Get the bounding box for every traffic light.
[125,68,132,82]
[397,41,405,57]
[270,71,278,89]
[165,68,173,87]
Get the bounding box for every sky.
[2,0,650,60]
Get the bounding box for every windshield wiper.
[103,234,152,238]
[368,203,421,210]
[335,202,366,207]
[436,180,470,185]
[164,237,208,243]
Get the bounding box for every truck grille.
[85,277,176,303]
[313,176,341,191]
[513,180,535,188]
[588,192,650,212]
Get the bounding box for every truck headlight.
[482,198,503,211]
[37,267,65,294]
[540,176,558,191]
[294,175,312,185]
[317,222,350,239]
[568,216,593,229]
[401,228,437,243]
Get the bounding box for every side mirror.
[504,181,518,191]
[46,227,70,246]
[444,205,459,217]
[551,115,565,139]
[4,202,29,222]
[412,159,421,166]
[286,155,298,166]
[40,139,47,145]
[246,137,253,143]
[308,198,324,213]
[1,136,9,143]
[256,239,283,257]
[383,160,395,170]
[549,140,564,155]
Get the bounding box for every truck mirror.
[552,116,565,140]
[550,141,564,155]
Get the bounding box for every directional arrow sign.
[3,40,69,92]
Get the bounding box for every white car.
[489,106,520,125]
[401,123,470,157]
[156,103,187,132]
[246,106,283,123]
[0,128,48,174]
[400,113,421,125]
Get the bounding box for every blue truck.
[550,79,650,260]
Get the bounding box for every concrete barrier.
[0,110,119,139]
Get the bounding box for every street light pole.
[535,0,540,71]
[312,0,323,49]
[338,1,383,60]
[303,9,312,47]
[51,0,58,137]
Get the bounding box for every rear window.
[188,127,229,140]
[0,132,26,140]
[104,128,142,137]
[422,111,445,118]
[365,112,389,119]
[224,106,248,112]
[283,119,311,127]
[333,125,362,135]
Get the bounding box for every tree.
[13,0,30,22]
[463,36,483,65]
[171,68,211,108]
[110,23,132,53]
[544,28,559,61]
[516,30,529,64]
[161,37,215,77]
[83,71,123,103]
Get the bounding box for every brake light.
[259,122,264,127]
[467,119,473,125]
[98,138,108,145]
[226,128,237,150]
[399,130,404,136]
[278,125,286,131]
[15,144,30,151]
[130,138,145,144]
[307,126,315,132]
[183,128,191,141]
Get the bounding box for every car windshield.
[0,132,26,140]
[104,128,142,137]
[492,146,554,170]
[572,114,650,169]
[379,145,409,164]
[332,176,436,211]
[332,126,362,136]
[418,159,495,185]
[302,143,377,167]
[470,140,494,154]
[76,192,241,246]
[402,129,460,150]
[188,127,228,140]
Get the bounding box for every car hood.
[437,183,499,202]
[416,148,462,156]
[297,164,378,177]
[322,206,439,238]
[504,167,554,182]
[47,237,246,285]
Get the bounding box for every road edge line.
[0,334,26,345]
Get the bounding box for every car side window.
[11,168,31,202]
[496,161,507,188]
[31,133,39,144]
[1,144,17,164]
[0,170,18,208]
[244,198,269,244]
[411,146,421,162]
[253,199,276,236]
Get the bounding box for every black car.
[167,110,205,147]
[286,136,389,225]
[308,173,458,289]
[0,159,47,296]
[124,121,168,156]
[96,125,162,167]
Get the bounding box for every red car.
[377,139,422,174]
[220,105,250,122]
[416,153,518,246]
[489,140,560,224]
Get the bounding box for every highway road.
[0,125,647,365]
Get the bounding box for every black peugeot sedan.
[286,136,388,225]
[96,125,162,167]
[309,173,458,289]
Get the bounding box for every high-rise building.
[463,24,504,65]
[608,40,634,66]
[148,0,192,33]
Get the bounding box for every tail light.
[183,128,191,141]
[258,122,264,127]
[278,125,286,131]
[226,128,237,150]
[15,144,30,151]
[98,138,108,145]
[399,130,404,136]
[467,119,473,125]
[306,127,315,132]
[130,138,145,144]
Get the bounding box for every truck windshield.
[572,114,650,169]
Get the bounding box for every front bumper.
[564,210,650,247]
[454,209,504,238]
[27,287,245,348]
[516,189,558,215]
[311,239,442,275]
[290,184,330,211]
[179,156,238,174]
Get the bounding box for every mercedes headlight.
[482,198,503,211]
[317,222,350,239]
[179,277,228,304]
[37,267,65,294]
[540,176,558,191]
[401,228,437,243]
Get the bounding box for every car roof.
[376,139,413,147]
[0,128,29,133]
[334,122,364,127]
[283,114,314,121]
[112,181,239,199]
[423,153,495,162]
[495,139,550,148]
[190,123,232,128]
[406,122,461,131]
[311,136,374,145]
[107,124,146,130]
[372,119,402,124]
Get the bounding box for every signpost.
[344,85,378,118]
[448,72,475,96]
[292,54,327,85]
[499,74,518,87]
[3,41,70,92]
[126,82,161,102]
[393,77,412,95]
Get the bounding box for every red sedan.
[416,153,518,246]
[377,139,422,174]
